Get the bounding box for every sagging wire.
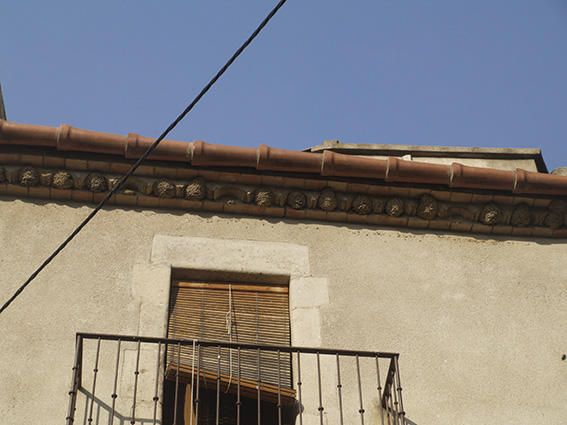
[0,0,289,317]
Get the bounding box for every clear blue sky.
[2,1,566,170]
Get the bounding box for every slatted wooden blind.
[167,281,292,389]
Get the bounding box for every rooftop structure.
[307,140,548,173]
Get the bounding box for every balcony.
[65,333,407,425]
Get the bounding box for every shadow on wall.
[78,388,159,425]
[4,196,566,247]
[77,387,418,425]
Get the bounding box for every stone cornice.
[0,152,566,239]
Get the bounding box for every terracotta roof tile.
[2,119,567,196]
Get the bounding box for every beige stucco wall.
[1,198,566,425]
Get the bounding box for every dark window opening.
[163,382,298,425]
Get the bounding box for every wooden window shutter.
[167,281,292,391]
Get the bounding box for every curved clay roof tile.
[1,119,567,196]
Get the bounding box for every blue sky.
[2,1,566,170]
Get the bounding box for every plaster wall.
[0,198,566,425]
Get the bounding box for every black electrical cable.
[0,0,289,316]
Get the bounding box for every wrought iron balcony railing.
[65,333,406,425]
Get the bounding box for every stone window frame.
[131,233,330,353]
[118,235,332,423]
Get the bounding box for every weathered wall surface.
[1,198,566,425]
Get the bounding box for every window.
[164,279,295,425]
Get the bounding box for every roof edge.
[0,119,565,196]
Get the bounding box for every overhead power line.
[0,83,6,120]
[0,0,289,316]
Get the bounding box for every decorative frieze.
[510,203,530,227]
[52,171,74,189]
[386,198,405,217]
[18,167,40,187]
[287,191,306,210]
[352,195,372,215]
[318,188,337,212]
[1,165,566,234]
[255,190,273,207]
[416,195,438,220]
[153,180,176,198]
[185,178,206,200]
[85,173,108,192]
